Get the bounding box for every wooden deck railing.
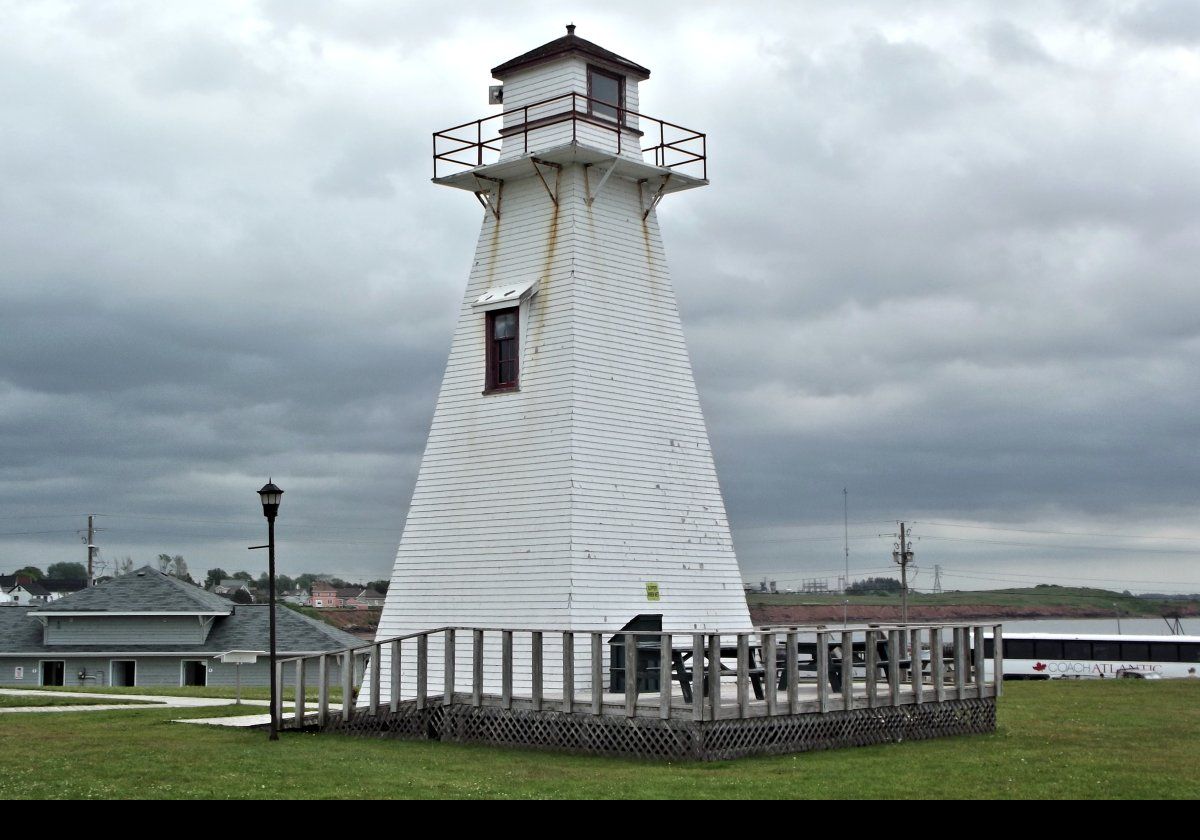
[275,623,1004,729]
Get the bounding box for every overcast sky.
[2,1,1198,595]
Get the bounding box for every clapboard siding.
[375,49,746,700]
[499,58,646,163]
[43,615,211,646]
[0,656,345,689]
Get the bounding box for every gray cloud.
[1,2,1197,594]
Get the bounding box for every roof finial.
[566,23,576,35]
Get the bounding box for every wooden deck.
[271,623,1003,760]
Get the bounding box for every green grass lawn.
[0,695,158,708]
[0,680,1196,799]
[747,586,1198,616]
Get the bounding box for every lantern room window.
[588,66,624,124]
[485,307,520,392]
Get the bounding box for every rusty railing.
[432,91,706,181]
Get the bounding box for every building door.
[182,660,208,687]
[111,660,136,687]
[41,661,65,687]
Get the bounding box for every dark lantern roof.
[491,26,650,80]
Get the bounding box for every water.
[999,617,1193,636]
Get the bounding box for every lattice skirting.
[301,697,995,761]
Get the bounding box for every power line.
[96,513,402,532]
[735,534,888,545]
[0,528,83,537]
[921,534,1200,555]
[914,520,1200,543]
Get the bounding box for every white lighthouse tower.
[375,27,751,699]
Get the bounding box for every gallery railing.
[432,91,707,180]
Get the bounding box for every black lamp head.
[258,480,283,518]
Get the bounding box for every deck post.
[659,633,672,720]
[416,634,428,711]
[591,633,603,715]
[736,633,750,718]
[931,628,945,702]
[692,633,705,722]
[954,627,966,700]
[340,651,353,722]
[910,629,924,704]
[317,653,328,726]
[864,629,877,708]
[472,630,483,707]
[785,631,799,714]
[562,631,574,714]
[294,658,305,726]
[763,632,777,716]
[624,632,637,718]
[531,631,543,712]
[887,629,900,705]
[501,630,513,710]
[974,625,986,698]
[370,643,381,714]
[274,660,284,725]
[841,630,853,711]
[444,629,456,701]
[816,631,829,713]
[993,624,1004,696]
[389,639,401,713]
[707,634,721,720]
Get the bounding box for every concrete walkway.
[0,688,340,730]
[0,688,272,715]
[175,703,345,728]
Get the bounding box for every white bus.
[984,632,1200,680]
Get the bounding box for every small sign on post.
[218,650,267,704]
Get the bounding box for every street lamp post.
[257,480,283,741]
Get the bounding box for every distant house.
[309,582,384,610]
[40,579,88,602]
[1,576,87,605]
[351,589,386,609]
[309,581,347,609]
[0,578,51,606]
[0,576,23,604]
[309,580,333,608]
[0,566,359,689]
[211,580,256,602]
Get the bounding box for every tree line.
[3,558,389,599]
[201,568,389,596]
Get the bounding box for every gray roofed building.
[0,603,358,656]
[37,565,233,614]
[0,566,359,690]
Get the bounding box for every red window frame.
[587,65,625,125]
[484,306,519,393]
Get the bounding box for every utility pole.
[932,564,943,595]
[842,488,849,627]
[892,522,914,624]
[86,514,96,586]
